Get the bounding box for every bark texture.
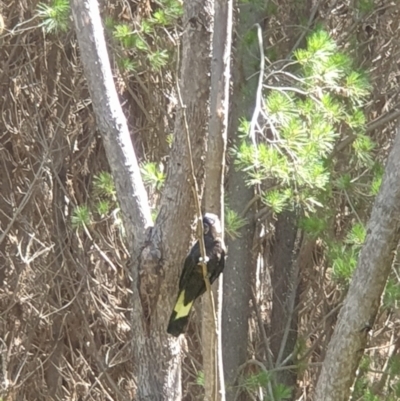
[222,3,268,397]
[268,211,300,390]
[71,0,213,399]
[314,128,400,400]
[70,0,152,251]
[202,0,232,400]
[131,1,213,399]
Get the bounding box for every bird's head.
[203,213,222,238]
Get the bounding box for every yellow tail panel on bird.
[173,290,194,319]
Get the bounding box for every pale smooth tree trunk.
[202,0,232,400]
[314,127,400,401]
[70,0,152,250]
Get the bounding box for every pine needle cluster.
[234,29,372,215]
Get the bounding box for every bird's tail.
[167,290,194,337]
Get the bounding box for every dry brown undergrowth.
[1,0,400,400]
[0,0,173,400]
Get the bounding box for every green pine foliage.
[140,162,166,191]
[71,205,91,229]
[93,171,117,199]
[96,200,111,217]
[72,171,125,237]
[37,0,70,34]
[323,221,365,284]
[272,383,293,400]
[225,208,247,239]
[196,371,205,387]
[147,49,169,71]
[140,162,165,220]
[117,57,138,73]
[370,164,384,195]
[91,171,120,222]
[234,28,373,214]
[106,0,182,74]
[357,0,375,14]
[299,216,327,238]
[345,222,366,246]
[240,370,271,393]
[112,24,139,49]
[262,189,293,214]
[383,277,400,309]
[239,370,292,401]
[328,243,358,283]
[233,28,379,293]
[352,354,400,401]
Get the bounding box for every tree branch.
[70,0,152,251]
[315,126,400,400]
[202,1,232,400]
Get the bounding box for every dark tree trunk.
[268,211,300,391]
[222,4,268,398]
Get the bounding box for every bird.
[167,213,226,337]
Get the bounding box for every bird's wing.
[178,241,200,290]
[209,241,226,284]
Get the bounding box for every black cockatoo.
[167,213,226,337]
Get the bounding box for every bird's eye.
[203,223,210,234]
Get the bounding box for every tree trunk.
[70,0,213,399]
[70,0,152,251]
[132,2,212,398]
[314,127,400,400]
[268,211,301,392]
[222,4,268,398]
[202,0,232,400]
